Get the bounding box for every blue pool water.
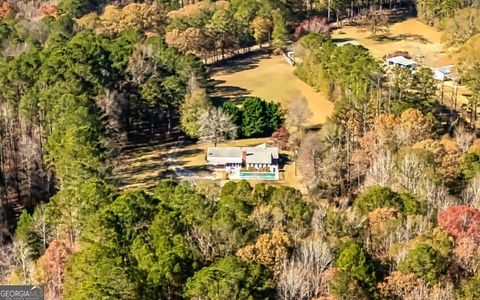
[239,172,277,180]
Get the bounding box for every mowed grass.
[212,54,334,125]
[332,18,458,67]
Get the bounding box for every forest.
[0,0,480,299]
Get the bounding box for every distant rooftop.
[386,56,416,66]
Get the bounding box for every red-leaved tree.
[41,240,72,300]
[0,2,14,19]
[271,127,290,150]
[294,17,333,40]
[438,205,480,241]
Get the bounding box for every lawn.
[332,18,458,67]
[211,53,334,125]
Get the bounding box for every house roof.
[386,56,416,66]
[206,144,279,165]
[244,144,279,164]
[432,65,455,80]
[245,150,272,164]
[436,65,454,74]
[207,147,243,164]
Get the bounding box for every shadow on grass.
[332,37,356,43]
[208,50,272,75]
[373,33,430,44]
[175,148,204,158]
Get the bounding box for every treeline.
[164,0,292,58]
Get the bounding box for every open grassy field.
[332,18,458,67]
[211,53,334,125]
[113,135,306,191]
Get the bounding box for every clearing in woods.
[211,52,334,125]
[116,18,464,191]
[332,18,458,67]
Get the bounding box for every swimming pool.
[239,172,278,180]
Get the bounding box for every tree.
[398,243,446,284]
[97,4,164,37]
[183,256,274,300]
[294,17,332,40]
[271,10,287,53]
[40,240,72,300]
[63,245,138,300]
[180,76,212,137]
[438,205,480,242]
[378,271,427,299]
[367,10,390,38]
[12,240,33,284]
[241,97,284,137]
[454,125,475,153]
[251,16,272,45]
[14,210,42,258]
[207,7,236,59]
[335,242,377,289]
[453,237,480,274]
[32,203,52,253]
[278,237,333,299]
[236,229,292,276]
[222,101,242,125]
[458,276,480,299]
[58,0,96,18]
[355,186,402,215]
[286,94,312,134]
[329,270,369,300]
[271,127,290,150]
[197,107,238,146]
[410,68,437,107]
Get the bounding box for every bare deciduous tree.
[187,225,219,262]
[464,173,480,209]
[420,178,457,211]
[278,260,309,300]
[12,240,33,284]
[393,151,425,194]
[454,124,475,152]
[197,107,237,146]
[32,203,52,252]
[0,244,13,283]
[364,150,393,188]
[404,282,454,300]
[127,44,156,86]
[286,94,312,134]
[278,237,333,299]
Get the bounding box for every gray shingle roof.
[207,147,243,164]
[207,144,279,165]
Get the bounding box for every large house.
[206,143,279,180]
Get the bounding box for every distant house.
[432,65,454,81]
[386,56,416,70]
[206,143,279,180]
